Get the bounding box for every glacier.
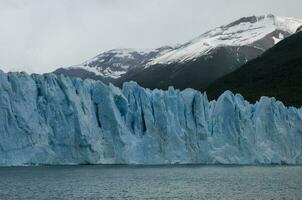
[0,70,302,166]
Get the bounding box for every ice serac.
[0,71,302,166]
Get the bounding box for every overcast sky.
[0,0,301,73]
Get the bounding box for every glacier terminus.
[0,71,301,166]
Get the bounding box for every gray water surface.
[0,165,301,200]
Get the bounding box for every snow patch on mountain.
[67,49,141,78]
[66,47,173,79]
[273,33,285,44]
[296,26,302,33]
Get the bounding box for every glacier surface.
[0,71,302,166]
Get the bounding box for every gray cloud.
[0,0,301,73]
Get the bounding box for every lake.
[0,165,301,199]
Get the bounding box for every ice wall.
[0,71,301,166]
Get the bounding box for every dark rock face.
[251,30,290,50]
[226,16,258,28]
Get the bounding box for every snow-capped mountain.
[118,14,302,90]
[54,47,173,82]
[55,14,302,90]
[147,14,302,66]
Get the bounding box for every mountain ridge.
[54,14,302,86]
[146,14,302,65]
